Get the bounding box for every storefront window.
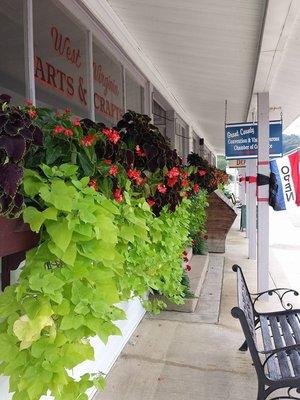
[93,39,124,126]
[175,119,189,160]
[33,0,88,116]
[153,100,167,137]
[0,0,25,103]
[125,71,144,113]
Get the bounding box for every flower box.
[0,216,39,290]
[205,190,237,253]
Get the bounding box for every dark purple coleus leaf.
[32,126,43,146]
[0,193,12,214]
[0,94,11,104]
[0,163,23,196]
[14,192,24,208]
[4,121,19,136]
[19,127,33,141]
[0,134,26,162]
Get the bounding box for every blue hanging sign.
[225,120,283,160]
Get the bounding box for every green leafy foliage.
[0,100,211,399]
[0,164,191,398]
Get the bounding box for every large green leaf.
[40,180,76,212]
[23,207,57,232]
[45,220,73,251]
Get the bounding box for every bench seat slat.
[268,315,291,378]
[260,316,280,380]
[287,313,300,342]
[278,315,300,376]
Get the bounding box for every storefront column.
[257,92,270,293]
[24,0,36,103]
[245,161,250,238]
[86,30,95,121]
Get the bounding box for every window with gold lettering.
[125,71,144,114]
[33,0,88,116]
[93,39,124,126]
[0,0,25,103]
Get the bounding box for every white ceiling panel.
[107,0,266,152]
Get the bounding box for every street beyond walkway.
[94,216,300,400]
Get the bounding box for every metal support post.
[257,92,270,292]
[245,161,250,238]
[248,158,257,260]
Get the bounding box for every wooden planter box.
[205,190,237,253]
[0,216,39,290]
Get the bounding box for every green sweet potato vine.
[0,163,191,399]
[0,96,211,399]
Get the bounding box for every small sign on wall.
[225,120,282,160]
[228,159,246,168]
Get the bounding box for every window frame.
[23,0,148,118]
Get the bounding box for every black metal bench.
[231,264,300,400]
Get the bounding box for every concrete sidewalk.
[94,221,300,400]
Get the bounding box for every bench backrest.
[232,264,257,345]
[231,265,266,381]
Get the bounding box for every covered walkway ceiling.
[82,0,300,154]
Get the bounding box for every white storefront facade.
[0,0,215,398]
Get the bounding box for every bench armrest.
[251,288,299,311]
[259,344,300,372]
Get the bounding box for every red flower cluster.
[102,128,120,144]
[113,188,123,203]
[157,184,167,194]
[53,125,74,137]
[167,177,177,187]
[73,119,81,127]
[182,250,188,256]
[135,145,145,157]
[28,109,37,119]
[185,265,192,272]
[198,169,206,176]
[193,183,200,193]
[64,129,74,137]
[53,125,64,134]
[88,179,98,191]
[147,198,155,207]
[167,167,180,179]
[127,169,142,185]
[166,167,181,187]
[181,179,188,188]
[104,159,112,165]
[81,134,95,147]
[109,165,118,176]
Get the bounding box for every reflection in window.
[175,119,189,160]
[126,71,143,114]
[33,0,88,116]
[93,39,124,126]
[153,100,167,137]
[0,0,25,103]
